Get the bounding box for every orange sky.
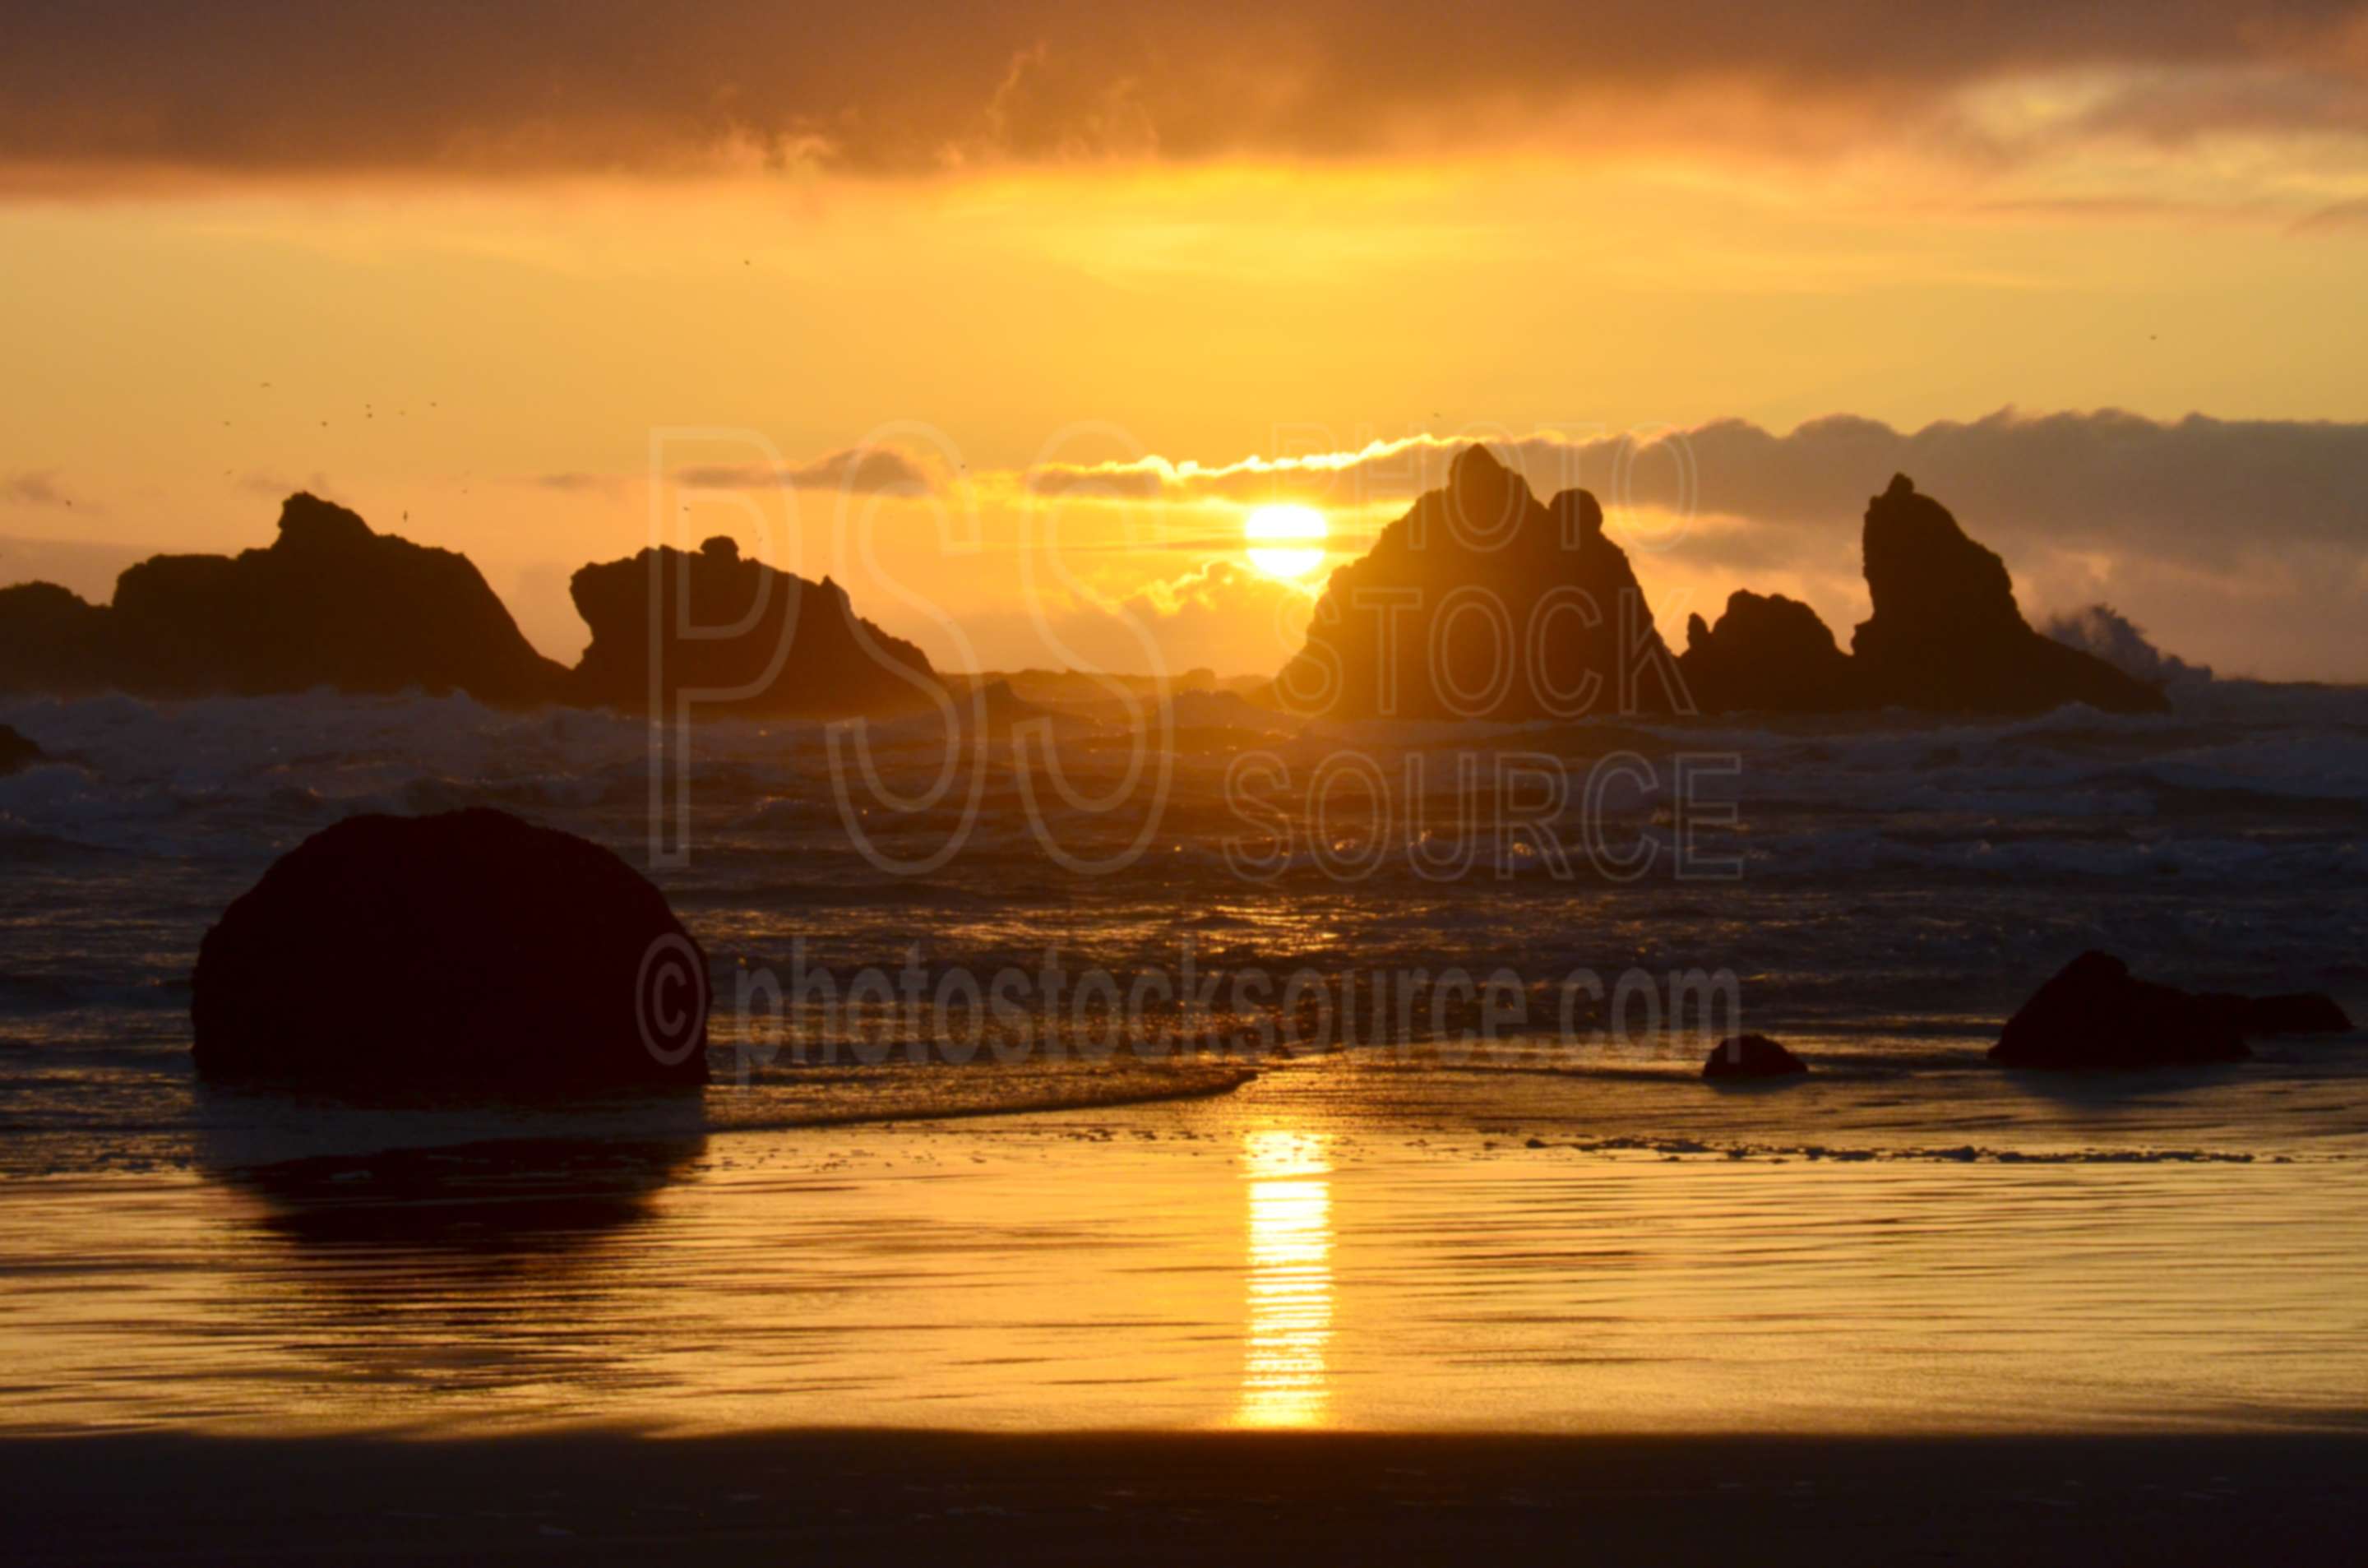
[3,7,2366,679]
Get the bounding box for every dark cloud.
[1056,410,2368,571]
[675,447,941,495]
[950,557,1316,677]
[1588,409,2368,569]
[1024,463,1172,501]
[4,3,2366,183]
[2,469,76,508]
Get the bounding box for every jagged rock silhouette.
[1274,445,1689,721]
[1273,452,2165,721]
[0,469,2188,721]
[0,494,564,705]
[567,536,946,717]
[1680,591,1866,713]
[1851,474,2165,715]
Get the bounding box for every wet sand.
[8,1053,2366,1564]
[12,1427,2365,1565]
[6,1060,2366,1437]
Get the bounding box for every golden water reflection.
[1235,1128,1334,1428]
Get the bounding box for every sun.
[1243,504,1328,580]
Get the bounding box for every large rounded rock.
[193,809,710,1089]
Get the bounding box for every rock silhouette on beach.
[1701,1034,1811,1080]
[1680,592,1867,714]
[192,807,710,1089]
[0,722,40,774]
[1273,444,1688,721]
[0,494,565,705]
[2195,991,2353,1037]
[1851,475,2166,715]
[1985,951,2352,1069]
[567,536,948,718]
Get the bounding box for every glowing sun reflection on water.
[1235,1127,1334,1428]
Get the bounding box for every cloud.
[530,471,612,493]
[675,446,941,495]
[2,469,77,509]
[1590,409,2368,568]
[6,4,2367,185]
[2292,195,2368,232]
[949,557,1317,677]
[1037,409,2368,570]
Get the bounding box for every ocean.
[1,681,2364,1436]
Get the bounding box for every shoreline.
[12,1427,2365,1565]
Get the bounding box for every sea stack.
[1680,592,1867,713]
[1851,475,2166,715]
[192,808,710,1089]
[1272,445,1690,722]
[567,536,948,717]
[0,493,567,705]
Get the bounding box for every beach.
[3,686,2366,1558]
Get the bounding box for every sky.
[2,2,2366,680]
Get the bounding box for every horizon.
[7,415,2364,687]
